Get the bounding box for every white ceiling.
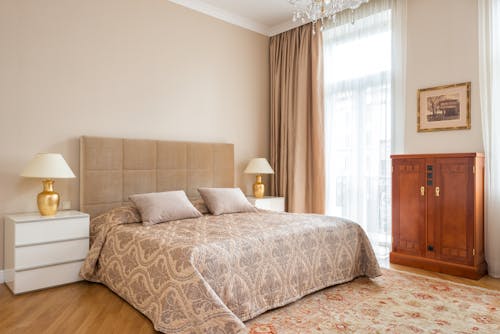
[168,0,301,36]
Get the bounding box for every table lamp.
[21,153,76,216]
[244,158,274,198]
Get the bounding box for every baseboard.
[0,270,4,284]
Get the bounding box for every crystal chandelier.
[289,0,370,31]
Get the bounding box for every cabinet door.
[430,158,474,265]
[392,159,427,256]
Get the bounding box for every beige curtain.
[270,23,325,214]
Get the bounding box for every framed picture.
[417,82,471,132]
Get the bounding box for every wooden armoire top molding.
[391,152,484,159]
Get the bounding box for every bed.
[79,136,381,334]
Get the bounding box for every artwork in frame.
[417,82,471,132]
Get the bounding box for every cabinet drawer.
[11,261,84,294]
[15,239,89,270]
[15,217,89,246]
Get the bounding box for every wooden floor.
[1,264,499,334]
[0,281,158,334]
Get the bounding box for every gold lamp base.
[253,175,265,198]
[37,179,60,216]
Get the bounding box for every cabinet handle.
[420,186,425,196]
[435,186,440,197]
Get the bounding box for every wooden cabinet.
[390,153,486,279]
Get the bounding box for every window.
[324,6,392,259]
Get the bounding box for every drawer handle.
[435,186,440,197]
[420,186,425,196]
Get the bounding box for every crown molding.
[168,0,272,36]
[268,20,304,36]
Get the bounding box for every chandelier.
[289,0,370,31]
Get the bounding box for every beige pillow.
[198,187,257,216]
[129,191,202,226]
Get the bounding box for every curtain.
[478,0,500,278]
[391,0,407,154]
[323,0,404,258]
[269,23,325,214]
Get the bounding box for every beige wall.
[405,0,483,153]
[0,0,269,269]
[0,0,483,271]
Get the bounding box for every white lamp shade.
[21,153,76,179]
[244,158,274,174]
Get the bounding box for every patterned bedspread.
[80,206,381,334]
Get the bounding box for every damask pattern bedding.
[80,206,381,334]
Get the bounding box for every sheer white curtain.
[323,0,406,258]
[391,0,406,154]
[479,0,500,278]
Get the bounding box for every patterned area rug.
[246,269,500,333]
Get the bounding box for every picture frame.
[417,82,471,132]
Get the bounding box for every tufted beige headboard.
[80,136,234,218]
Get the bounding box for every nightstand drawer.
[15,217,89,246]
[15,238,89,270]
[10,261,84,294]
[247,196,285,212]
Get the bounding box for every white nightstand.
[4,210,90,294]
[247,196,285,212]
